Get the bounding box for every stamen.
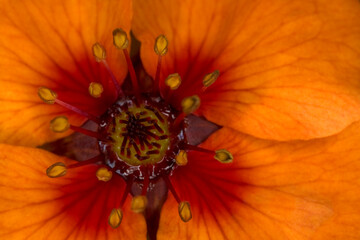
[154,35,168,91]
[50,116,104,140]
[124,48,141,100]
[55,98,100,123]
[38,87,57,104]
[182,144,213,153]
[173,95,201,128]
[46,156,103,178]
[50,116,70,133]
[112,29,141,100]
[155,55,162,92]
[131,195,148,213]
[214,149,233,163]
[163,176,192,222]
[163,175,181,203]
[108,208,123,229]
[175,150,188,166]
[183,144,233,164]
[181,95,201,115]
[96,167,113,182]
[38,88,100,123]
[103,60,123,96]
[178,201,192,222]
[70,125,103,139]
[46,162,67,178]
[88,82,104,98]
[112,28,129,49]
[173,113,186,129]
[92,43,106,62]
[108,178,134,228]
[154,35,168,56]
[165,73,181,90]
[92,43,122,96]
[202,70,220,88]
[67,155,103,169]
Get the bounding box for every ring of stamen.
[40,32,233,227]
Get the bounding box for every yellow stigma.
[203,70,220,87]
[181,95,200,115]
[176,150,188,166]
[214,149,233,163]
[165,73,181,90]
[154,35,168,56]
[112,28,129,49]
[50,116,69,133]
[178,201,192,222]
[46,162,67,178]
[131,195,148,213]
[38,87,57,104]
[92,43,106,62]
[108,208,123,229]
[96,167,113,182]
[88,82,104,98]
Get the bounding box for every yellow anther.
[88,82,104,98]
[46,162,67,178]
[178,201,192,222]
[131,195,148,213]
[108,208,123,229]
[165,73,182,90]
[214,149,233,163]
[50,116,69,133]
[203,70,220,87]
[38,87,57,104]
[96,167,113,182]
[181,95,201,115]
[92,43,106,62]
[112,28,129,49]
[154,35,168,56]
[176,150,188,166]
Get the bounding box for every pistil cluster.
[39,28,233,228]
[98,95,184,180]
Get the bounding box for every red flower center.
[98,94,184,180]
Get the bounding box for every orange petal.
[132,0,360,140]
[0,0,132,146]
[157,122,360,239]
[0,145,146,240]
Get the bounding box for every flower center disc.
[98,95,184,180]
[110,105,169,166]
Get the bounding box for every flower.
[0,0,360,240]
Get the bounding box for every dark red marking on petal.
[170,151,242,215]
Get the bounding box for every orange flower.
[0,0,360,240]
